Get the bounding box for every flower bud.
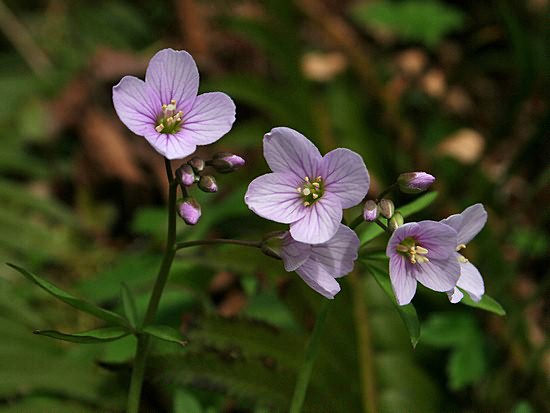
[175,164,195,187]
[378,199,395,219]
[388,211,404,231]
[363,200,379,222]
[260,231,285,260]
[397,172,435,194]
[188,157,205,173]
[209,152,246,173]
[198,175,218,193]
[177,198,201,225]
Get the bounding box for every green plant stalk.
[350,270,378,413]
[289,300,331,413]
[127,159,178,413]
[175,239,262,251]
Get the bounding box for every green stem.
[374,218,391,233]
[175,239,262,251]
[289,300,331,413]
[377,183,398,200]
[127,159,178,413]
[349,270,378,413]
[349,214,365,230]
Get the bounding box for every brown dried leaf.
[79,109,144,184]
[301,51,348,81]
[90,47,148,81]
[437,128,485,164]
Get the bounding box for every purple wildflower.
[386,221,460,305]
[397,172,436,194]
[280,224,360,298]
[441,203,487,303]
[112,49,236,160]
[245,127,369,244]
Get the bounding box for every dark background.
[0,1,548,412]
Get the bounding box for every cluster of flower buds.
[363,172,435,229]
[175,152,245,225]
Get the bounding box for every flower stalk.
[127,159,178,413]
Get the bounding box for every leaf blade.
[459,290,506,316]
[143,325,187,346]
[7,263,128,327]
[366,264,421,347]
[34,326,130,344]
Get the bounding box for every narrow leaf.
[360,192,438,244]
[34,326,130,344]
[7,263,128,327]
[459,290,506,316]
[143,325,187,346]
[367,265,421,347]
[120,282,139,327]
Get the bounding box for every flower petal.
[441,203,487,245]
[245,173,306,224]
[142,133,198,160]
[112,76,160,136]
[178,92,236,145]
[447,287,464,303]
[389,254,417,305]
[289,192,342,244]
[457,258,485,302]
[263,127,322,180]
[309,224,360,277]
[295,259,341,299]
[320,148,370,208]
[410,257,460,292]
[280,233,312,272]
[145,49,199,114]
[415,220,458,260]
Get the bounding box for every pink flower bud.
[177,198,201,225]
[198,175,218,193]
[175,164,195,187]
[378,199,395,219]
[210,152,245,173]
[397,172,435,194]
[188,157,205,173]
[363,200,379,221]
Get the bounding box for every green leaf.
[360,192,438,244]
[7,263,128,327]
[174,389,203,413]
[366,265,421,347]
[351,0,465,48]
[422,313,487,389]
[459,290,506,316]
[120,282,139,327]
[143,325,187,346]
[512,402,535,413]
[34,326,130,344]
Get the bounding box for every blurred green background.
[0,0,548,412]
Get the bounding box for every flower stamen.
[397,237,430,264]
[156,99,184,134]
[298,176,324,207]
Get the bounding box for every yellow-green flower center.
[396,237,430,264]
[297,176,324,207]
[156,99,183,134]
